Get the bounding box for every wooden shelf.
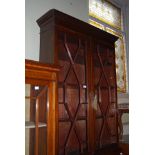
[25,96,37,100]
[59,116,87,122]
[96,114,115,119]
[25,121,47,129]
[95,86,115,90]
[59,102,87,105]
[96,115,104,119]
[58,82,87,89]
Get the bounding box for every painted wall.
[25,0,89,61]
[25,84,30,155]
[111,0,129,136]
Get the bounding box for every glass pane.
[89,0,121,29]
[25,128,47,155]
[25,84,48,124]
[115,38,127,92]
[58,31,88,154]
[95,118,102,148]
[25,128,35,155]
[25,84,31,122]
[25,84,48,155]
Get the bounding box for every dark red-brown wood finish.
[37,9,118,155]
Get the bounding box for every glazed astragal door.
[93,42,118,149]
[25,84,48,155]
[57,29,88,155]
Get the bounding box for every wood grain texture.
[25,59,60,155]
[37,9,119,155]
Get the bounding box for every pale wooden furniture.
[25,59,59,155]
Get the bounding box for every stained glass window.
[89,0,121,29]
[89,0,127,92]
[115,38,127,92]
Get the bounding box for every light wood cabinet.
[25,59,59,155]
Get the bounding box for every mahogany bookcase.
[37,9,119,155]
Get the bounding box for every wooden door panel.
[57,30,88,155]
[93,43,117,149]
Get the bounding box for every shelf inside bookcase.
[25,121,47,129]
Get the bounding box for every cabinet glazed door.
[25,60,59,155]
[57,28,88,155]
[93,42,118,150]
[25,84,48,155]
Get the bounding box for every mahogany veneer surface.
[37,9,118,155]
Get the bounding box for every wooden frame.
[25,59,59,155]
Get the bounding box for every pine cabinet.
[37,9,118,155]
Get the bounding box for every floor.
[93,143,129,155]
[119,143,129,155]
[81,143,129,155]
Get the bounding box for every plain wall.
[25,0,89,61]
